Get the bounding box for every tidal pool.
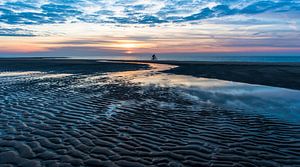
[109,62,300,124]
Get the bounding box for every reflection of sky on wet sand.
[0,71,73,80]
[0,71,42,77]
[109,62,176,78]
[108,62,300,124]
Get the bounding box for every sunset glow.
[0,0,299,58]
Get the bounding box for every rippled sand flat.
[0,59,300,167]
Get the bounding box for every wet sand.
[0,58,149,74]
[1,58,300,167]
[114,60,300,90]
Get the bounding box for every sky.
[0,0,300,58]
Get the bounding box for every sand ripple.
[0,69,300,167]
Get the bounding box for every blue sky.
[0,0,299,58]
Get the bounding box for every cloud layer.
[0,0,299,25]
[0,0,299,56]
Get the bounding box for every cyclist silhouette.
[152,54,158,61]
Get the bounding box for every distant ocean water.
[127,55,300,63]
[84,54,300,63]
[1,54,300,63]
[175,56,300,63]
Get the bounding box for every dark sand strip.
[0,58,149,74]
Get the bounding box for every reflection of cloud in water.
[109,62,176,78]
[108,62,300,124]
[133,73,238,89]
[0,71,72,79]
[0,71,42,77]
[182,87,300,123]
[36,74,73,79]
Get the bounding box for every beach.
[0,58,300,167]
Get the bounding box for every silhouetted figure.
[152,54,158,61]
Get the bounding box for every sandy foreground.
[0,58,300,167]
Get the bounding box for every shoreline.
[1,58,300,90]
[106,59,300,90]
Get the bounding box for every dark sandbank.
[115,60,300,90]
[0,58,149,74]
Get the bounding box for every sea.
[124,54,300,62]
[86,55,300,63]
[1,54,300,63]
[157,55,300,62]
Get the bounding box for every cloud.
[0,0,299,25]
[222,38,300,48]
[0,46,126,58]
[0,0,299,54]
[183,1,300,22]
[0,28,36,36]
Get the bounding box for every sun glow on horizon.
[0,1,300,57]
